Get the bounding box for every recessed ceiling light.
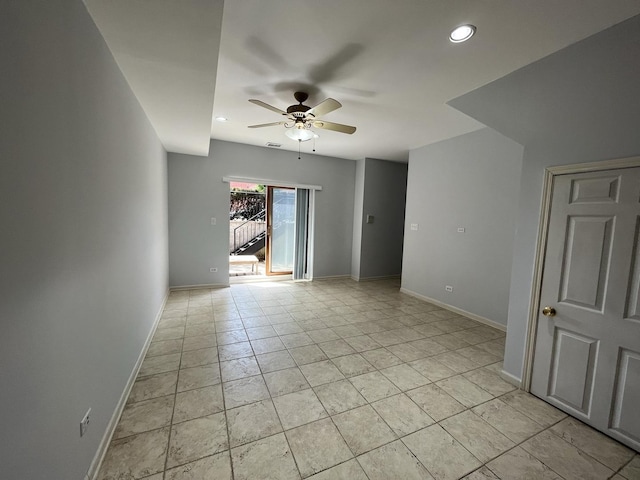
[449,24,476,43]
[215,116,227,122]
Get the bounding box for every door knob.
[542,306,556,317]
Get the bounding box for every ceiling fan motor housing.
[287,91,311,115]
[287,104,310,114]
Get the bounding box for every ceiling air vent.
[266,142,282,148]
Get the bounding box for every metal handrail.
[235,208,265,228]
[230,195,294,254]
[232,209,266,253]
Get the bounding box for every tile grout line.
[615,457,634,478]
[216,302,488,478]
[160,298,187,479]
[242,288,318,480]
[111,279,628,480]
[218,290,247,480]
[262,370,307,479]
[229,290,301,479]
[232,290,365,478]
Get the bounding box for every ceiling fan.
[248,92,356,141]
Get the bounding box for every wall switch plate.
[80,408,91,437]
[457,227,465,233]
[366,214,374,224]
[445,285,453,292]
[410,223,419,231]
[211,217,217,226]
[210,267,218,273]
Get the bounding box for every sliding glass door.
[266,186,296,274]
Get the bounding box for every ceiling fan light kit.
[248,91,356,145]
[285,127,314,142]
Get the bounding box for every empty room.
[2,1,640,479]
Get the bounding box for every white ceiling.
[449,14,640,151]
[85,0,224,156]
[88,1,640,161]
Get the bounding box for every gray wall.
[0,2,169,479]
[354,158,408,279]
[450,15,640,380]
[168,140,356,286]
[402,128,523,326]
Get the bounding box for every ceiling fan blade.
[306,98,341,118]
[312,120,356,134]
[249,99,287,115]
[248,121,286,128]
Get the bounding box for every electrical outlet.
[445,285,453,292]
[211,217,217,226]
[80,408,91,437]
[210,267,218,273]
[457,227,465,233]
[410,223,419,231]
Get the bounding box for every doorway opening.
[229,182,311,282]
[229,182,267,277]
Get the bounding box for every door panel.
[611,349,640,444]
[625,217,640,320]
[548,328,598,413]
[531,166,640,451]
[559,216,613,310]
[569,176,619,204]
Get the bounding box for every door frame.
[223,176,321,280]
[265,185,295,276]
[522,155,640,392]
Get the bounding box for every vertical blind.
[293,188,309,280]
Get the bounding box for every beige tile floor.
[98,278,639,480]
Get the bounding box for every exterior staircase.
[230,194,290,256]
[231,209,266,255]
[232,231,266,255]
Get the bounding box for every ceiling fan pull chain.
[298,139,301,160]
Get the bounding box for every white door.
[531,166,640,451]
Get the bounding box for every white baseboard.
[399,288,507,332]
[313,274,352,281]
[500,369,522,388]
[170,282,229,291]
[356,274,401,282]
[87,289,169,480]
[231,275,292,284]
